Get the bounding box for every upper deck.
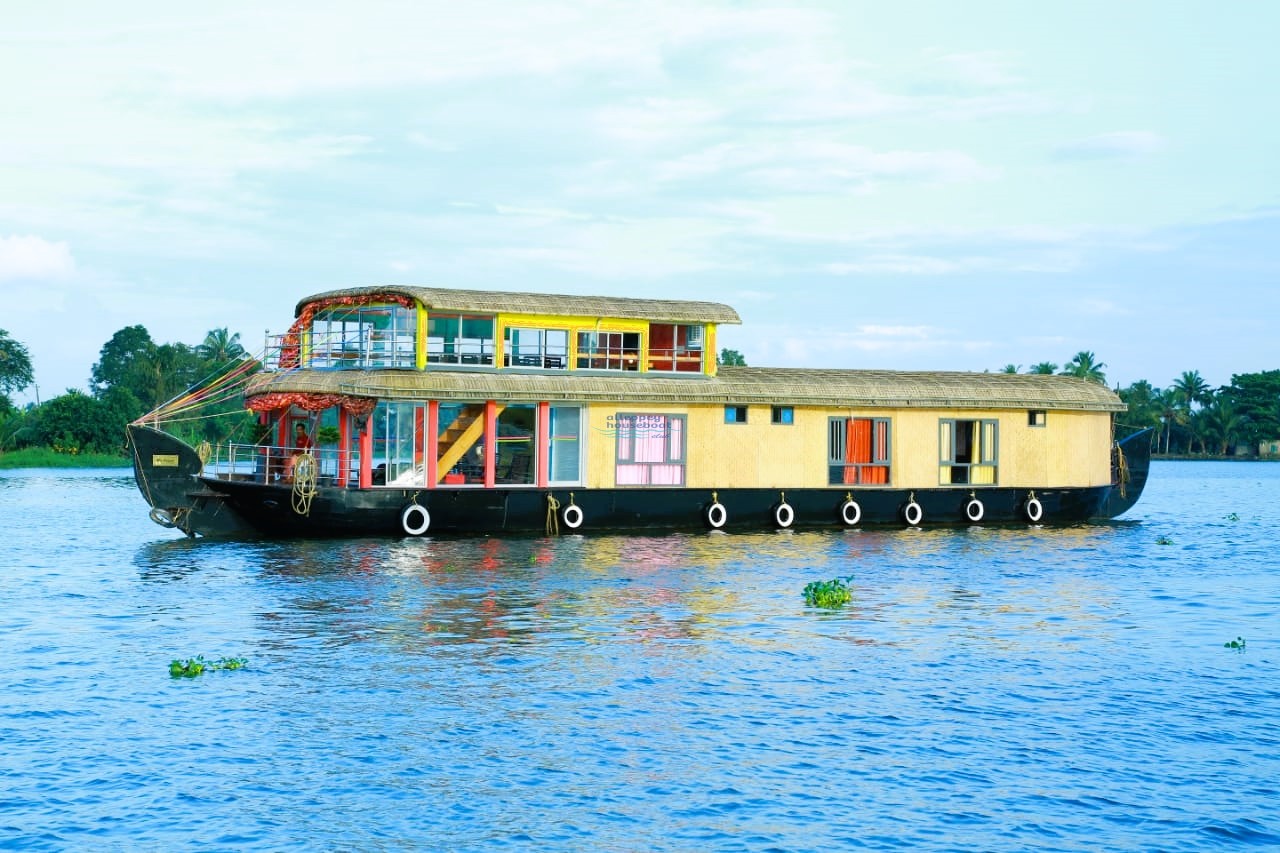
[263,285,741,377]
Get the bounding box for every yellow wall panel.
[581,402,1114,490]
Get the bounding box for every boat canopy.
[295,286,742,326]
[246,365,1126,412]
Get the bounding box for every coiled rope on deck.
[291,452,318,516]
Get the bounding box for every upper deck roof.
[298,286,742,325]
[247,365,1126,412]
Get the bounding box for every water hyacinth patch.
[169,656,249,678]
[803,578,852,609]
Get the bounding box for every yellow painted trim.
[499,312,648,332]
[416,305,427,370]
[705,325,717,376]
[497,313,648,371]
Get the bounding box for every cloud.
[0,235,75,281]
[1053,131,1165,161]
[655,140,993,191]
[928,51,1023,89]
[1077,298,1130,316]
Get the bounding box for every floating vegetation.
[1224,637,1247,652]
[169,656,249,678]
[1225,512,1240,522]
[803,578,853,609]
[1156,535,1174,546]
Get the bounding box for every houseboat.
[128,286,1150,537]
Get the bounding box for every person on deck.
[285,422,313,481]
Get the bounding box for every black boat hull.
[197,478,1121,537]
[132,426,1153,538]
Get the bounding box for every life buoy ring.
[401,503,431,535]
[773,501,795,529]
[839,499,861,527]
[705,501,728,530]
[149,507,176,528]
[902,500,923,526]
[562,504,584,530]
[1024,496,1044,523]
[965,498,985,523]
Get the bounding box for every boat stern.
[1096,428,1154,519]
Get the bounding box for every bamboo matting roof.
[247,365,1125,412]
[298,286,742,325]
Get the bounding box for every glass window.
[371,401,427,486]
[427,313,495,365]
[771,406,794,425]
[549,406,583,484]
[940,419,998,485]
[577,331,641,371]
[828,417,891,485]
[310,304,416,370]
[437,402,487,485]
[614,413,686,486]
[647,323,705,372]
[725,405,748,424]
[1028,410,1047,427]
[504,327,569,370]
[495,405,536,485]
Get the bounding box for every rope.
[291,451,318,516]
[545,493,561,536]
[1115,444,1130,499]
[133,353,261,426]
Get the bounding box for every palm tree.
[1001,364,1021,374]
[1156,388,1186,454]
[196,328,246,364]
[1171,370,1210,411]
[1060,351,1107,384]
[1029,362,1058,375]
[1200,398,1246,456]
[1118,380,1163,438]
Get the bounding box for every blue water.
[1,461,1277,851]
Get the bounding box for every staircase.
[435,404,504,483]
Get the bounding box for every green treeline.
[1000,352,1280,457]
[0,326,259,466]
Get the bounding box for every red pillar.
[425,401,439,488]
[338,407,351,487]
[537,402,550,487]
[359,416,373,489]
[483,400,497,489]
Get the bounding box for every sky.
[2,0,1277,405]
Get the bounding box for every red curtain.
[844,418,888,484]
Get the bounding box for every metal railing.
[263,329,416,371]
[203,443,361,488]
[645,347,704,372]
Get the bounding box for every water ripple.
[1,462,1278,849]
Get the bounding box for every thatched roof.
[297,286,742,325]
[246,365,1125,412]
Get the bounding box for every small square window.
[771,405,794,425]
[725,405,748,424]
[1028,410,1047,427]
